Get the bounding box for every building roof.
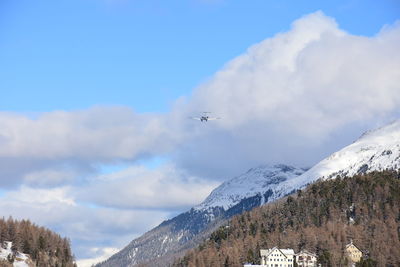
[260,247,295,258]
[345,239,362,252]
[295,250,317,257]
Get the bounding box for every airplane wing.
[189,117,202,120]
[207,117,221,120]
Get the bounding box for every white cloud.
[173,11,400,178]
[188,12,400,133]
[76,247,119,267]
[2,186,76,207]
[78,164,219,210]
[0,106,177,186]
[0,107,172,160]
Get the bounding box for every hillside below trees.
[174,171,400,267]
[0,217,76,267]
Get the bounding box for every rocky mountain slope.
[96,120,400,267]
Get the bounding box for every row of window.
[266,258,293,262]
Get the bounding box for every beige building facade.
[260,247,295,267]
[345,240,363,265]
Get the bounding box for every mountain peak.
[357,120,400,142]
[196,164,306,211]
[289,119,400,189]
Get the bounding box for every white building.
[295,250,317,267]
[260,247,295,267]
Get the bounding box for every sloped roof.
[346,240,362,252]
[260,247,295,258]
[295,250,317,257]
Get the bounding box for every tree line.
[0,217,76,267]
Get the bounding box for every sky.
[0,0,399,266]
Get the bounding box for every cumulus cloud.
[0,107,172,160]
[173,11,400,178]
[188,12,400,132]
[0,106,178,187]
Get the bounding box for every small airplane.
[189,112,220,122]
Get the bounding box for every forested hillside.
[0,217,76,267]
[173,171,400,267]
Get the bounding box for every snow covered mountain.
[96,164,304,267]
[270,119,400,200]
[96,120,400,267]
[197,164,306,211]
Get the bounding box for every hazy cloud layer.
[0,107,172,160]
[0,11,399,265]
[78,165,219,210]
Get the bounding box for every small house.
[295,250,317,267]
[345,240,363,265]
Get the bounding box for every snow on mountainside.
[197,164,306,211]
[305,120,400,179]
[271,120,400,200]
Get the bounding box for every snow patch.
[0,241,30,267]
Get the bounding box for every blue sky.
[0,1,399,266]
[1,0,399,112]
